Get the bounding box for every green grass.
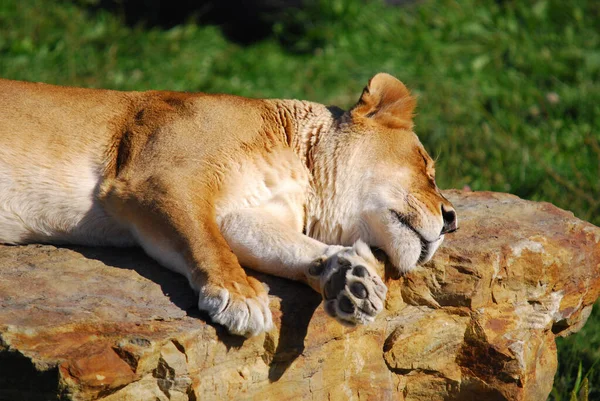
[1,0,599,398]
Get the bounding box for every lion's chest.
[215,148,310,232]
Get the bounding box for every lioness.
[0,73,456,336]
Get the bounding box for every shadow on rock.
[248,271,322,382]
[0,348,61,401]
[69,246,198,313]
[70,245,322,379]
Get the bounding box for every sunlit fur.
[306,74,455,274]
[0,73,455,336]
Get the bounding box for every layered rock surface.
[1,190,599,401]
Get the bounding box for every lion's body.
[0,81,302,245]
[0,74,456,336]
[0,80,131,245]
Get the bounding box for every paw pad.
[324,265,351,300]
[309,248,387,326]
[350,282,368,299]
[339,295,355,314]
[308,259,326,276]
[354,265,369,277]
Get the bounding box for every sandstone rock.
[0,190,599,401]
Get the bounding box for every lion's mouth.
[390,209,438,264]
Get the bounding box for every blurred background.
[0,0,598,398]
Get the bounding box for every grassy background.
[1,0,598,398]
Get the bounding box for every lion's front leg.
[101,176,272,337]
[219,207,387,327]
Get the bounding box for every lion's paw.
[198,276,273,337]
[307,241,387,326]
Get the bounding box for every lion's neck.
[270,99,362,246]
[268,99,336,167]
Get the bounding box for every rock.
[0,190,599,401]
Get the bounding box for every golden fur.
[0,73,457,336]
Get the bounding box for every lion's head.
[308,73,457,276]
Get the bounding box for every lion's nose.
[441,205,457,235]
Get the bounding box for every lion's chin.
[381,231,444,279]
[418,236,444,264]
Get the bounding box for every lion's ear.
[350,73,416,130]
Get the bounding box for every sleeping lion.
[0,73,457,336]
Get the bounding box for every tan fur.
[0,73,456,336]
